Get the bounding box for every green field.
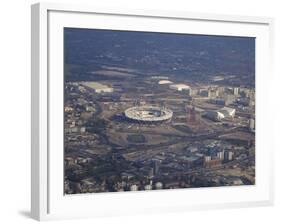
[127,134,146,143]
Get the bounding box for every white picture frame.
[31,2,274,221]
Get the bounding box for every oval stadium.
[124,106,173,123]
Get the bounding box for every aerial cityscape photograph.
[64,28,255,194]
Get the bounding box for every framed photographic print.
[31,2,274,221]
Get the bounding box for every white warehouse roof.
[169,84,190,91]
[205,107,236,121]
[81,82,113,93]
[158,80,173,85]
[219,107,236,118]
[205,110,225,121]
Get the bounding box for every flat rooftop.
[81,82,112,90]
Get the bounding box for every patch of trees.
[85,117,108,134]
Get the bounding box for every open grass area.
[127,134,146,143]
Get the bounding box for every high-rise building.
[190,88,199,96]
[217,86,225,95]
[208,89,218,99]
[233,87,239,96]
[200,89,209,97]
[204,156,211,162]
[217,151,224,160]
[225,95,235,105]
[224,151,234,161]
